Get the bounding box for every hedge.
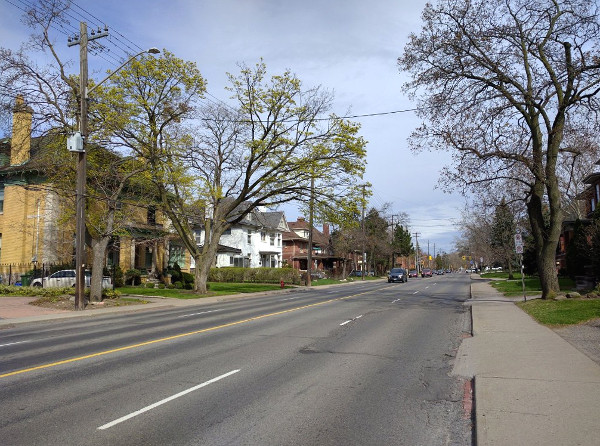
[208,267,301,285]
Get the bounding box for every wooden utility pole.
[69,22,108,310]
[74,22,88,310]
[306,174,315,287]
[361,184,366,281]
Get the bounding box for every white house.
[192,208,289,269]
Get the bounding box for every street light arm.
[85,48,160,98]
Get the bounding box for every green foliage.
[113,265,124,288]
[0,285,70,297]
[124,269,142,286]
[208,267,301,284]
[168,263,194,288]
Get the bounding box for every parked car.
[349,270,364,277]
[421,268,433,278]
[408,269,418,278]
[387,267,408,283]
[31,269,112,289]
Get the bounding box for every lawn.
[118,282,290,299]
[517,298,600,326]
[489,276,575,296]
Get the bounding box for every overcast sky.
[0,0,468,255]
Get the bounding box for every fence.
[0,263,72,286]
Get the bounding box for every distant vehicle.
[31,269,112,289]
[388,268,408,283]
[421,268,433,278]
[408,269,418,278]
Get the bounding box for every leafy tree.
[364,207,390,274]
[0,1,157,302]
[103,59,367,293]
[399,0,600,298]
[392,221,413,268]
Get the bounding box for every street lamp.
[72,45,160,310]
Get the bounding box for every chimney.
[11,95,33,166]
[322,223,330,237]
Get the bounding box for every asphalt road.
[0,274,473,445]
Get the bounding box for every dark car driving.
[388,267,408,283]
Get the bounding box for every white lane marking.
[425,286,429,289]
[0,341,30,348]
[392,299,401,303]
[178,309,223,318]
[340,315,363,326]
[413,291,419,295]
[98,369,240,430]
[281,297,302,301]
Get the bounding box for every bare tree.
[399,0,600,298]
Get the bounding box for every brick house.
[0,96,167,277]
[282,217,342,276]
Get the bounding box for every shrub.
[124,269,142,286]
[207,267,301,284]
[112,265,124,287]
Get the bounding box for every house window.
[261,231,266,241]
[592,198,596,212]
[247,230,252,244]
[270,233,275,246]
[0,185,4,213]
[223,227,231,235]
[195,231,202,245]
[168,244,185,268]
[147,206,156,225]
[230,256,245,267]
[596,184,600,202]
[277,234,281,247]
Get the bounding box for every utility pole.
[390,214,395,269]
[306,173,314,287]
[413,232,420,274]
[68,23,108,310]
[361,184,366,281]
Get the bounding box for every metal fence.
[0,263,71,286]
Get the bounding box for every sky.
[0,0,468,255]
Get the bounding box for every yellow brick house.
[0,96,170,280]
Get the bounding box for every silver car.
[31,269,111,288]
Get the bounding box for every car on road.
[408,269,418,278]
[31,269,112,288]
[387,267,408,283]
[421,268,433,278]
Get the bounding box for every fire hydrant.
[280,280,285,289]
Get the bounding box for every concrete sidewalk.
[453,278,600,446]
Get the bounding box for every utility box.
[67,132,84,152]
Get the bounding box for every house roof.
[582,172,600,184]
[284,218,330,247]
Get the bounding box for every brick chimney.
[322,223,330,237]
[11,95,33,166]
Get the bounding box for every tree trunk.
[507,257,514,281]
[538,239,560,299]
[193,255,208,294]
[90,237,110,302]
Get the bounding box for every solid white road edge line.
[97,369,240,430]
